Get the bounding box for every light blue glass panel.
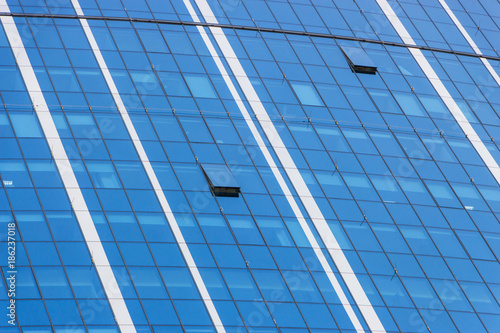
[86,161,121,188]
[372,224,411,253]
[0,161,32,188]
[290,82,323,106]
[393,91,426,116]
[342,129,378,154]
[461,282,500,314]
[255,217,293,246]
[136,212,175,242]
[197,214,235,244]
[0,67,25,91]
[429,228,469,259]
[107,212,144,241]
[403,277,443,310]
[226,215,264,245]
[343,173,379,201]
[456,230,495,260]
[398,178,435,205]
[115,161,151,189]
[48,67,82,92]
[451,183,488,211]
[425,180,462,208]
[400,226,439,255]
[184,74,217,98]
[430,279,472,312]
[108,27,142,51]
[26,160,64,188]
[7,266,40,299]
[137,29,169,53]
[9,113,43,138]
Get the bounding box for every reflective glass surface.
[1,0,500,333]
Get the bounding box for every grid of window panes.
[5,0,500,57]
[1,0,500,333]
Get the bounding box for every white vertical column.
[376,0,500,185]
[182,0,386,332]
[0,4,136,332]
[68,1,226,332]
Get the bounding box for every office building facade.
[1,0,500,332]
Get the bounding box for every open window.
[201,164,240,197]
[340,45,377,75]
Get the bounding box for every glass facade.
[1,0,500,332]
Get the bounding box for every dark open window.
[201,164,240,197]
[340,46,377,75]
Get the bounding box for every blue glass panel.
[25,242,61,265]
[16,300,50,325]
[0,161,32,188]
[174,300,212,325]
[66,267,106,298]
[33,266,73,298]
[211,244,246,268]
[461,282,500,314]
[201,164,240,188]
[221,268,261,300]
[298,303,337,329]
[2,3,500,332]
[45,299,83,325]
[119,242,154,266]
[128,267,168,299]
[236,300,274,327]
[159,267,200,299]
[198,268,232,300]
[271,302,307,327]
[77,297,115,325]
[136,212,175,242]
[10,113,43,138]
[226,215,264,245]
[449,311,487,333]
[46,212,84,241]
[212,300,244,326]
[6,266,40,299]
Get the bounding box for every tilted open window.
[201,164,240,197]
[340,45,377,75]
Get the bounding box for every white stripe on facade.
[69,1,226,332]
[376,0,500,185]
[183,0,386,332]
[437,0,500,86]
[0,4,136,332]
